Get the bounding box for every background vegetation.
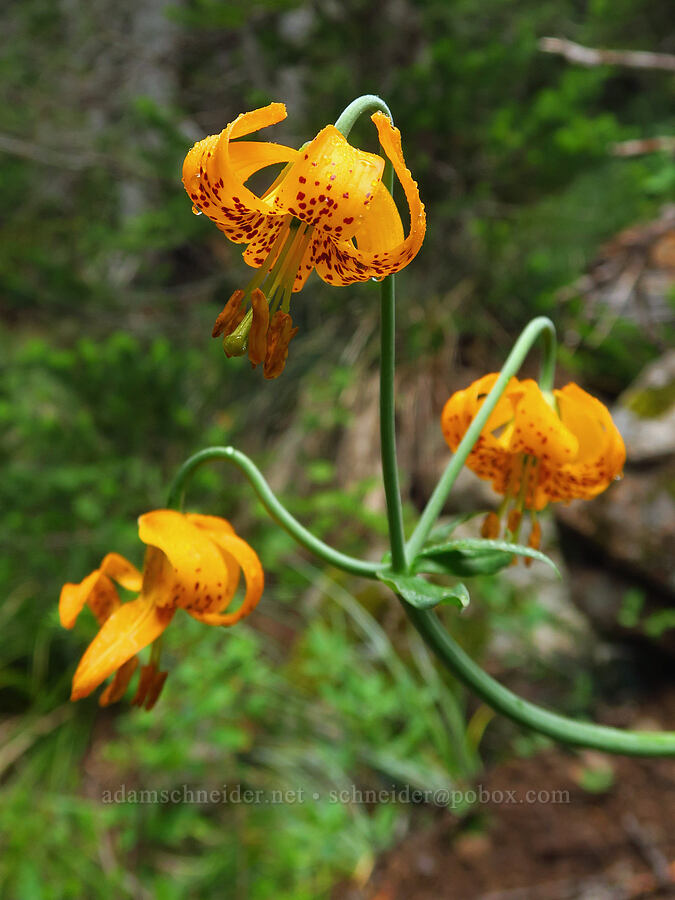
[1,0,673,896]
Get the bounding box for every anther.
[507,509,522,534]
[480,512,500,539]
[212,290,246,338]
[132,663,168,711]
[263,311,299,379]
[525,518,541,568]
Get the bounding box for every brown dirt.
[353,689,675,900]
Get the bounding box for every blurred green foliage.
[1,0,673,894]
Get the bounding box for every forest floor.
[353,686,675,900]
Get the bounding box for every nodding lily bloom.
[441,375,625,557]
[182,102,425,377]
[60,510,264,709]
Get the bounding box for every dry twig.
[611,137,675,157]
[539,37,675,72]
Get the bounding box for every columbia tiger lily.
[441,376,626,556]
[60,510,264,709]
[182,102,425,377]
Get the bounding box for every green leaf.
[415,539,560,578]
[377,570,470,611]
[414,549,513,577]
[425,511,486,545]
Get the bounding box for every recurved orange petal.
[138,510,231,614]
[186,513,241,611]
[556,383,625,471]
[506,380,578,464]
[532,382,626,505]
[189,533,263,627]
[59,568,124,629]
[353,181,404,253]
[182,103,296,242]
[60,570,102,629]
[100,553,143,592]
[444,373,518,451]
[313,112,425,286]
[70,596,174,701]
[228,103,289,141]
[268,125,385,239]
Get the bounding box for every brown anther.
[132,663,168,711]
[528,519,542,551]
[263,311,299,379]
[212,289,246,338]
[507,509,522,534]
[143,670,168,711]
[248,288,269,367]
[99,656,138,707]
[480,511,500,539]
[525,519,542,567]
[131,664,154,707]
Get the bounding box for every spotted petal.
[186,513,241,609]
[138,510,233,614]
[268,125,385,240]
[312,112,426,286]
[182,102,298,243]
[189,533,264,626]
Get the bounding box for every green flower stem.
[336,95,403,570]
[406,316,557,561]
[166,446,380,579]
[380,273,407,572]
[334,95,393,138]
[404,604,675,756]
[537,317,557,393]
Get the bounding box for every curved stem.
[406,316,557,560]
[166,447,380,579]
[537,320,557,393]
[405,605,675,756]
[334,94,393,138]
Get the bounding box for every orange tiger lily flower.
[59,510,264,708]
[441,375,626,556]
[183,102,425,377]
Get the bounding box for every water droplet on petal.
[192,205,202,216]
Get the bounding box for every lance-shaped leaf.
[424,511,487,546]
[377,570,470,610]
[414,538,560,578]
